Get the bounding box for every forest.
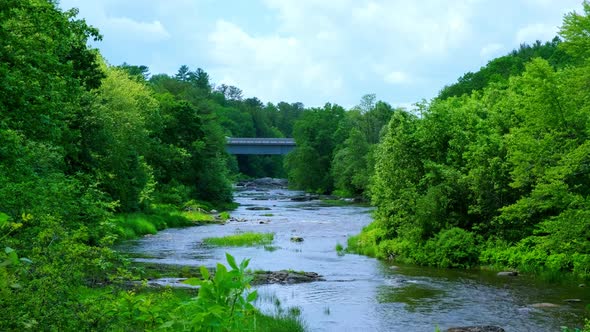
[1,0,590,330]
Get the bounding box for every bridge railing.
[226,138,296,145]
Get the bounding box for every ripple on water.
[119,188,590,332]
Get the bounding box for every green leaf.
[246,290,258,302]
[239,258,250,270]
[182,277,201,286]
[0,212,9,227]
[200,265,210,280]
[19,257,32,264]
[226,252,238,270]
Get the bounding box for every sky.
[59,0,583,109]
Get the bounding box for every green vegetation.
[80,254,305,331]
[3,0,590,329]
[204,232,275,247]
[0,1,294,330]
[111,205,215,240]
[284,96,397,196]
[347,2,590,280]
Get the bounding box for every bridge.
[226,137,296,155]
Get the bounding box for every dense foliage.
[350,1,590,279]
[437,37,572,100]
[0,1,300,330]
[285,94,398,196]
[3,0,590,329]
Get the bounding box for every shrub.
[426,227,480,268]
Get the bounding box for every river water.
[120,187,589,331]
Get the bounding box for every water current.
[119,187,589,332]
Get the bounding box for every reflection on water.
[118,187,590,332]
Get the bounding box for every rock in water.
[530,303,560,308]
[253,270,324,285]
[245,207,271,211]
[446,326,505,332]
[497,271,518,276]
[563,299,581,303]
[290,236,304,242]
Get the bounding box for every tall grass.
[112,204,215,240]
[203,232,274,246]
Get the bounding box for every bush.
[425,228,480,268]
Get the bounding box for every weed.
[203,232,274,247]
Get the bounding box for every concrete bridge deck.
[226,137,296,155]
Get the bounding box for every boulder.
[446,326,505,332]
[246,207,271,211]
[531,303,560,308]
[497,271,518,276]
[563,299,581,303]
[253,270,324,285]
[290,236,304,242]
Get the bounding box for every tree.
[559,0,590,62]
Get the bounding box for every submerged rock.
[290,236,304,242]
[291,194,320,202]
[246,206,271,211]
[446,326,505,332]
[236,178,288,189]
[531,302,560,308]
[563,299,581,303]
[497,271,518,276]
[253,270,324,285]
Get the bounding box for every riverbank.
[111,202,229,241]
[118,186,589,331]
[346,222,590,283]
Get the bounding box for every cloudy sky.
[59,0,582,109]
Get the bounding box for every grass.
[77,285,307,331]
[320,199,351,206]
[112,204,216,241]
[203,232,274,247]
[264,245,280,252]
[252,311,307,332]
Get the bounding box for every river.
[119,187,589,331]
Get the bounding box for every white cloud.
[59,0,171,43]
[516,23,558,44]
[351,1,474,56]
[104,17,170,42]
[207,20,342,104]
[57,0,587,108]
[480,43,504,58]
[384,71,408,84]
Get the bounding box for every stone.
[446,326,505,332]
[497,271,518,276]
[530,303,560,308]
[252,270,324,285]
[246,206,271,211]
[563,299,581,303]
[290,236,304,242]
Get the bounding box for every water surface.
[119,188,589,331]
